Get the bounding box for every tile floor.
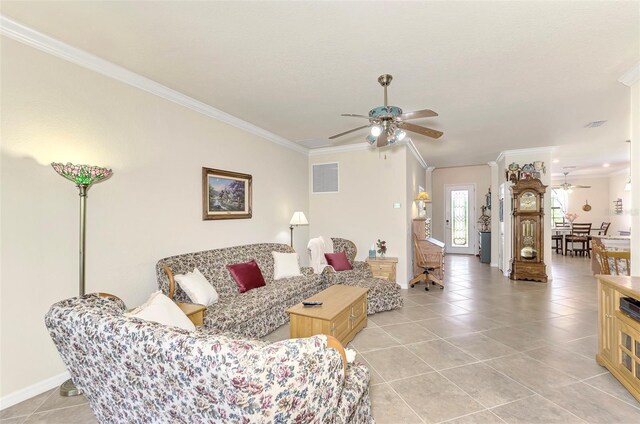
[2,254,640,423]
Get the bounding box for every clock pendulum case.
[510,177,548,283]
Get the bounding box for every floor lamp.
[289,211,309,247]
[51,162,112,397]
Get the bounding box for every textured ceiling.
[2,1,638,172]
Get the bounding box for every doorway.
[445,184,476,254]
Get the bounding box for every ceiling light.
[370,125,382,137]
[366,135,376,145]
[552,159,560,164]
[396,129,406,141]
[603,163,610,168]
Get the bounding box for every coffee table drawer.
[331,307,352,341]
[351,295,367,327]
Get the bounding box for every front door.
[445,184,476,254]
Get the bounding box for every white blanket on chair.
[307,236,334,274]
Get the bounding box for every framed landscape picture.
[202,167,252,220]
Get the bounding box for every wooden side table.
[176,302,206,327]
[365,257,398,282]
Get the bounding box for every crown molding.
[487,161,498,167]
[619,62,640,87]
[496,146,554,163]
[308,142,371,156]
[405,139,428,169]
[308,139,427,168]
[0,15,307,155]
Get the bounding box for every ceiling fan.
[552,172,591,191]
[329,74,443,147]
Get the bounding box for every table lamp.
[289,211,309,247]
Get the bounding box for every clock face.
[520,192,537,211]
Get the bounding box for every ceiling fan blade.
[575,185,591,189]
[399,109,438,120]
[398,122,444,139]
[328,125,370,140]
[376,131,388,147]
[341,114,371,119]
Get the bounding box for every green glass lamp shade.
[51,162,112,186]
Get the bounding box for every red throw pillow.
[226,260,266,293]
[325,252,353,271]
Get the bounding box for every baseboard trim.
[0,371,70,411]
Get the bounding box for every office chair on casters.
[410,233,444,291]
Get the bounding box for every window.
[551,189,568,224]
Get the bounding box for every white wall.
[431,165,491,251]
[631,80,639,276]
[405,148,427,282]
[549,172,631,236]
[1,39,309,397]
[607,171,633,236]
[550,175,612,229]
[308,145,413,287]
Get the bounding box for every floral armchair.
[45,295,373,423]
[322,238,403,314]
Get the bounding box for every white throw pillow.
[273,252,303,280]
[127,291,195,332]
[174,267,219,306]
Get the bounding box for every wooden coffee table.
[287,285,368,345]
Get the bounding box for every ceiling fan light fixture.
[395,129,406,141]
[366,135,377,145]
[371,125,382,137]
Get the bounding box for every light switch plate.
[393,203,401,209]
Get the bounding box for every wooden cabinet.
[479,231,491,264]
[596,275,640,402]
[599,284,615,363]
[288,285,368,345]
[366,257,398,282]
[175,302,206,327]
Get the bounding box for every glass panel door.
[445,184,476,254]
[451,190,469,247]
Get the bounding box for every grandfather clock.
[510,178,547,283]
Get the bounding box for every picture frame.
[202,167,252,220]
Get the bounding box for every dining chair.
[552,222,570,254]
[565,223,592,257]
[587,222,610,256]
[594,243,631,276]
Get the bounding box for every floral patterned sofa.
[156,243,325,339]
[45,295,373,423]
[322,238,403,314]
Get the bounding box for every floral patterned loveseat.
[156,243,325,338]
[322,238,403,314]
[45,295,373,423]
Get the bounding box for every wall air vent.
[585,120,607,128]
[312,162,339,194]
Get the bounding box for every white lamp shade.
[289,211,309,226]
